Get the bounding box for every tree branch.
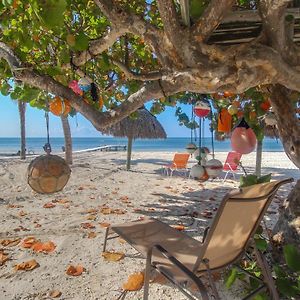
[192,0,235,42]
[112,60,162,81]
[156,0,182,45]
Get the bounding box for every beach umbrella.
[101,107,167,170]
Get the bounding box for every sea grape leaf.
[257,173,272,184]
[74,32,89,51]
[225,268,238,288]
[283,244,300,272]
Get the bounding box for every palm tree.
[60,115,73,165]
[18,100,26,159]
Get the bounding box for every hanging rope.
[190,105,194,143]
[43,100,51,154]
[210,104,215,159]
[198,116,202,164]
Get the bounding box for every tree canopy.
[0,1,300,159]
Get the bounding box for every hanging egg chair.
[231,118,257,154]
[186,142,197,154]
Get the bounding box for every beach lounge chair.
[223,151,242,181]
[163,153,190,177]
[103,178,292,300]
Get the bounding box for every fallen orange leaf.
[114,208,126,215]
[123,272,144,291]
[0,252,9,266]
[66,265,84,276]
[15,259,39,271]
[86,208,98,214]
[102,251,125,262]
[49,290,62,298]
[87,232,97,239]
[86,215,97,221]
[43,202,56,208]
[18,210,27,217]
[21,237,38,248]
[32,241,56,253]
[1,238,20,247]
[100,207,112,215]
[171,225,185,231]
[81,222,95,229]
[99,222,110,228]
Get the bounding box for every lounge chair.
[223,151,242,181]
[103,178,293,300]
[163,153,190,177]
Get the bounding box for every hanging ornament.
[231,118,257,154]
[90,82,98,102]
[194,101,211,118]
[78,77,91,92]
[99,96,104,110]
[205,159,223,178]
[232,100,241,108]
[264,112,277,126]
[228,105,238,115]
[27,155,71,194]
[223,91,234,98]
[186,143,197,154]
[218,108,232,133]
[190,164,205,179]
[68,80,83,95]
[260,100,271,111]
[49,97,71,116]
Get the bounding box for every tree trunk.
[18,100,26,159]
[255,139,263,177]
[126,137,133,171]
[270,85,300,247]
[60,115,73,165]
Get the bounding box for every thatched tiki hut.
[101,108,167,170]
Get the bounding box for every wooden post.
[126,136,133,171]
[255,139,263,177]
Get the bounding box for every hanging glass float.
[69,80,83,95]
[205,158,223,178]
[218,108,232,133]
[190,164,205,179]
[193,101,211,118]
[186,143,197,154]
[78,77,91,92]
[228,105,238,115]
[199,169,210,182]
[264,112,277,126]
[193,147,209,162]
[49,97,71,116]
[231,118,257,154]
[260,100,271,112]
[27,154,71,194]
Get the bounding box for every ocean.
[0,137,284,154]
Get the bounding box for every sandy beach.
[0,150,299,300]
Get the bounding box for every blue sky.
[0,94,210,137]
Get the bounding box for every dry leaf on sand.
[99,222,110,228]
[171,225,185,231]
[66,265,84,276]
[81,222,95,229]
[20,237,38,248]
[15,259,39,271]
[102,251,125,262]
[123,272,144,291]
[43,202,56,208]
[49,290,62,298]
[87,232,97,239]
[0,252,9,266]
[32,241,56,253]
[0,238,20,247]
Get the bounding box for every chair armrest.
[152,244,209,300]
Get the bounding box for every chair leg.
[203,259,221,300]
[143,249,153,300]
[253,246,280,300]
[103,227,110,252]
[223,171,229,182]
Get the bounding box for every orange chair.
[163,153,190,177]
[223,151,242,181]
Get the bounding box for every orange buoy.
[49,97,71,116]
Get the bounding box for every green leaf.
[190,0,206,21]
[0,82,11,96]
[225,268,238,289]
[276,277,299,297]
[38,0,67,29]
[240,174,258,187]
[283,244,300,272]
[254,238,268,251]
[74,32,89,51]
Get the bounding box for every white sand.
[0,151,299,300]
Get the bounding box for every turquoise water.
[0,137,284,154]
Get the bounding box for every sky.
[0,94,211,138]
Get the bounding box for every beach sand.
[0,151,299,300]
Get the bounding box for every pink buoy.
[69,80,83,95]
[231,118,257,154]
[194,101,211,118]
